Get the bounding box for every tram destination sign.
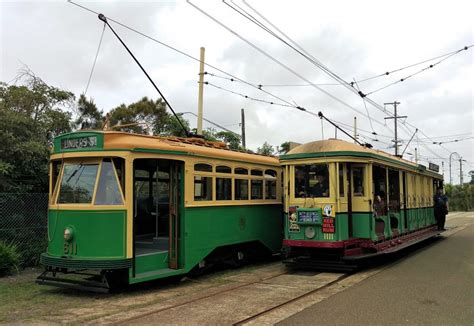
[297,208,322,225]
[54,132,104,153]
[428,163,440,172]
[61,136,98,150]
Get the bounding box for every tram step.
[131,268,186,283]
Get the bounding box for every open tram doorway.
[133,159,182,270]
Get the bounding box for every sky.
[1,0,473,184]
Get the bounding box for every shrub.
[0,241,20,276]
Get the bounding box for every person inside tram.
[373,191,387,217]
[311,173,329,197]
[295,169,308,197]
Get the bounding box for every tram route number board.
[297,208,322,225]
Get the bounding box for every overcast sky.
[1,0,473,183]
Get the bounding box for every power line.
[67,0,300,112]
[188,0,391,132]
[364,45,473,96]
[355,45,473,83]
[234,0,468,157]
[201,81,298,109]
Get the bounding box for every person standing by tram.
[433,187,449,231]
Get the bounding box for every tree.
[278,141,291,154]
[0,69,74,192]
[257,142,275,156]
[215,131,241,150]
[75,94,103,129]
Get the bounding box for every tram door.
[168,163,180,269]
[133,159,182,271]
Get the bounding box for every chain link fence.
[0,193,48,267]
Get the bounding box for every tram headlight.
[305,226,316,239]
[64,227,74,242]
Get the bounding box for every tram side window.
[195,163,213,172]
[338,164,345,197]
[353,167,365,196]
[265,169,277,200]
[58,163,99,204]
[216,177,231,200]
[95,159,124,205]
[235,179,249,200]
[388,169,400,212]
[251,180,263,199]
[294,164,329,198]
[194,176,212,201]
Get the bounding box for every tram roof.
[52,131,280,166]
[281,139,441,176]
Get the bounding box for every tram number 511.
[64,242,78,255]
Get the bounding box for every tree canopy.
[0,70,74,192]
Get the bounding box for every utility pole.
[197,47,205,135]
[449,152,460,184]
[460,158,465,185]
[241,108,246,149]
[384,101,406,156]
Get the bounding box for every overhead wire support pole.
[384,101,406,156]
[97,13,190,137]
[197,47,205,135]
[241,108,246,149]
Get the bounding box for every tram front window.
[58,163,99,203]
[294,164,329,198]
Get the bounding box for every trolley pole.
[241,108,246,149]
[197,47,205,135]
[384,101,406,156]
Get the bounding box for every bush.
[0,241,20,276]
[445,184,474,211]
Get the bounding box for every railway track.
[104,267,351,325]
[232,273,351,325]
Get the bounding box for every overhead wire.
[237,0,468,158]
[67,0,301,112]
[364,45,473,96]
[188,0,391,131]
[355,45,473,83]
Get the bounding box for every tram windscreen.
[58,163,99,203]
[294,164,329,198]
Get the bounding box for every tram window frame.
[294,164,330,198]
[95,158,124,205]
[216,165,231,174]
[50,160,62,203]
[352,166,365,197]
[265,169,277,200]
[235,179,249,200]
[216,177,232,200]
[112,158,126,198]
[194,175,212,201]
[338,163,345,197]
[251,179,263,200]
[57,162,100,204]
[194,163,213,172]
[235,167,248,175]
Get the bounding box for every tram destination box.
[297,208,322,225]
